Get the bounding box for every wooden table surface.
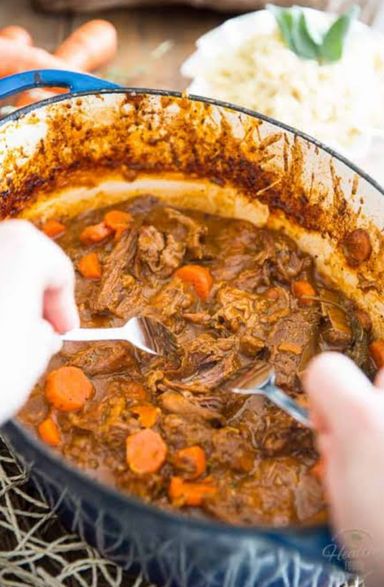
[0,0,225,90]
[0,0,383,91]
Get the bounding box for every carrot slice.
[278,342,302,355]
[104,210,132,232]
[78,252,102,279]
[168,476,217,506]
[38,417,61,447]
[174,445,207,479]
[42,219,65,239]
[80,222,112,244]
[126,429,167,474]
[131,404,159,428]
[369,339,384,369]
[45,366,93,412]
[292,280,316,305]
[174,265,213,301]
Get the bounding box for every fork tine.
[124,317,159,355]
[125,316,178,356]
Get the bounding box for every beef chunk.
[150,280,195,335]
[93,228,139,313]
[275,250,305,281]
[268,311,320,389]
[160,414,212,449]
[151,281,195,318]
[136,225,185,277]
[165,208,207,259]
[182,312,212,326]
[158,391,223,424]
[212,254,254,282]
[167,334,240,391]
[65,342,136,376]
[239,334,265,357]
[234,267,265,292]
[205,458,302,526]
[214,286,266,333]
[211,427,255,473]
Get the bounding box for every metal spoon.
[231,365,311,428]
[62,316,177,356]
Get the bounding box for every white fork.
[61,316,175,356]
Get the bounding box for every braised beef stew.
[19,196,377,527]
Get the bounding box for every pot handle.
[0,69,120,101]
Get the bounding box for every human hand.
[304,352,384,586]
[0,220,78,424]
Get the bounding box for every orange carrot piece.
[174,445,207,480]
[80,222,112,245]
[292,280,316,305]
[78,252,102,279]
[174,265,213,301]
[55,20,117,72]
[369,339,384,369]
[42,219,65,239]
[278,342,302,355]
[126,429,167,474]
[168,476,217,507]
[45,366,93,412]
[104,210,132,233]
[38,417,61,447]
[131,404,160,428]
[0,26,33,45]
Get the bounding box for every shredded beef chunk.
[21,195,372,529]
[63,342,137,376]
[94,228,139,314]
[164,207,207,259]
[136,225,186,277]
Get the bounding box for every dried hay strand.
[0,435,152,587]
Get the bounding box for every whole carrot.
[15,20,117,107]
[0,25,33,46]
[55,20,117,72]
[0,37,78,78]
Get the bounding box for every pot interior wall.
[0,91,383,334]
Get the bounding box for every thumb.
[304,352,374,442]
[304,352,384,584]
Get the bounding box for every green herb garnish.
[267,4,360,64]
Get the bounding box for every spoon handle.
[263,383,312,428]
[62,327,125,342]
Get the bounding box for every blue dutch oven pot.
[0,69,373,587]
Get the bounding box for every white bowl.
[181,9,384,186]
